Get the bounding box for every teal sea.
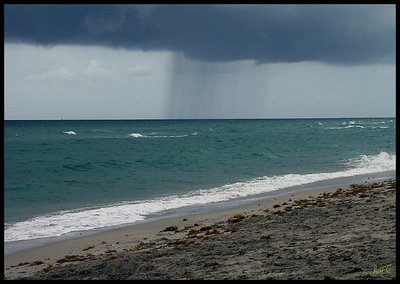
[4,118,396,244]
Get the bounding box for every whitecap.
[129,132,197,138]
[129,133,145,138]
[328,125,364,130]
[62,131,77,135]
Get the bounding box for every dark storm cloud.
[4,4,395,65]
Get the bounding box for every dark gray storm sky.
[4,4,396,119]
[5,4,395,65]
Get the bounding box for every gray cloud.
[5,4,395,65]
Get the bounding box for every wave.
[129,133,146,138]
[62,131,77,135]
[4,152,395,242]
[342,121,356,125]
[328,125,365,129]
[129,132,198,138]
[310,119,394,130]
[342,119,393,126]
[328,125,391,130]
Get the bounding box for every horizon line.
[4,116,396,121]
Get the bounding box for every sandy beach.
[4,178,396,280]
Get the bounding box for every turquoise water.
[4,118,396,242]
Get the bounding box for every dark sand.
[4,179,396,280]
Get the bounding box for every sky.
[4,4,396,120]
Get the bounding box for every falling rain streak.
[167,53,268,119]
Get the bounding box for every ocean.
[4,118,396,247]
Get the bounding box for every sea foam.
[129,133,145,138]
[62,131,77,135]
[4,152,395,242]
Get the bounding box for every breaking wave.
[5,152,395,242]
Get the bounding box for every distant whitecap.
[328,125,364,130]
[129,133,145,138]
[62,131,77,135]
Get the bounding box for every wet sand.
[4,179,396,280]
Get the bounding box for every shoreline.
[4,170,394,256]
[4,175,396,279]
